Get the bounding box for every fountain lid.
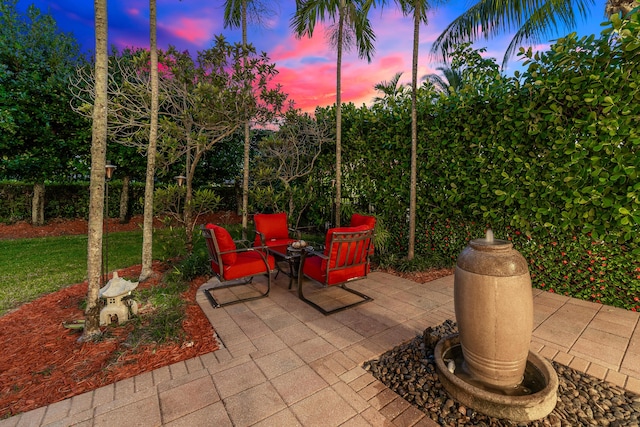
[469,229,512,251]
[99,271,139,298]
[457,230,529,276]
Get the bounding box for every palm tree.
[378,0,432,260]
[605,0,639,16]
[431,0,599,68]
[223,0,276,239]
[83,0,108,341]
[372,71,409,105]
[402,0,431,260]
[139,0,159,281]
[291,0,376,227]
[423,64,462,95]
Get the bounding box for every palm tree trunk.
[335,1,345,227]
[605,0,639,16]
[83,0,108,341]
[241,0,251,239]
[140,0,159,280]
[408,9,419,260]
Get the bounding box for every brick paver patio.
[3,271,639,426]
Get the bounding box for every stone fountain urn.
[455,230,533,388]
[434,230,558,421]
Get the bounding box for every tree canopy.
[0,0,90,182]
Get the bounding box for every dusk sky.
[23,0,610,113]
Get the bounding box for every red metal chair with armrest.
[296,225,374,315]
[202,224,276,308]
[253,212,299,254]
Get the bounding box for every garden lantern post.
[103,161,116,284]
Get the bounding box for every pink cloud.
[262,13,448,112]
[271,31,332,62]
[271,33,449,113]
[377,55,405,72]
[274,62,339,112]
[163,17,214,45]
[273,51,418,113]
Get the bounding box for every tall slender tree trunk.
[119,175,130,223]
[31,182,45,226]
[82,0,108,342]
[140,0,159,281]
[184,145,194,252]
[242,122,250,236]
[408,10,419,260]
[241,0,251,239]
[184,177,194,252]
[335,3,345,227]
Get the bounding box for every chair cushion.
[303,255,326,283]
[328,264,367,285]
[254,212,290,247]
[220,251,276,280]
[205,223,237,265]
[350,213,376,230]
[303,225,370,286]
[303,253,367,286]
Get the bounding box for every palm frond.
[396,0,431,24]
[223,0,243,28]
[290,0,341,38]
[431,0,595,66]
[224,0,280,30]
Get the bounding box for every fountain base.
[434,334,558,422]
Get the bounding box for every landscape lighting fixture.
[105,162,117,180]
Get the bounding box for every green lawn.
[0,224,321,316]
[0,231,157,315]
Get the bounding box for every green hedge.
[0,181,238,223]
[310,14,640,309]
[0,181,146,222]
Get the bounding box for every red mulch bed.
[0,213,242,418]
[0,212,241,240]
[381,268,454,284]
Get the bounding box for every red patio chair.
[296,225,374,315]
[202,224,276,308]
[253,212,300,254]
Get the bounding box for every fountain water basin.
[435,230,559,421]
[435,334,558,421]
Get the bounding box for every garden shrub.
[0,181,146,222]
[309,14,640,310]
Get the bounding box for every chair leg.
[272,253,295,289]
[297,274,372,315]
[204,273,271,309]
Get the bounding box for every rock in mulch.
[363,320,640,426]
